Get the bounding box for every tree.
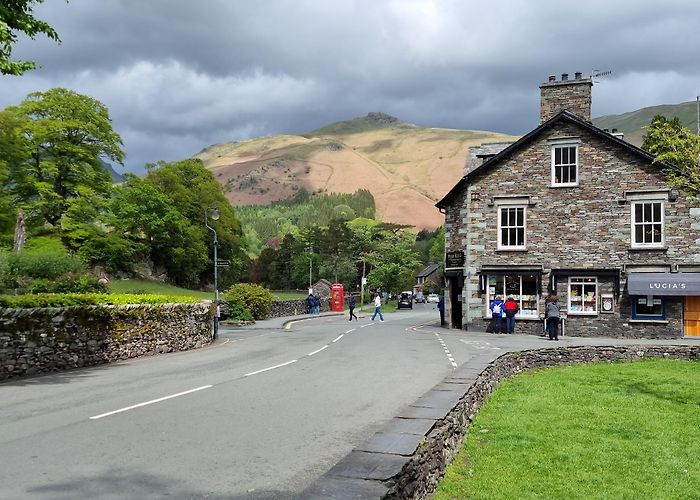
[1,0,61,75]
[366,231,421,294]
[642,115,700,197]
[428,226,445,262]
[8,88,124,226]
[145,159,246,287]
[110,175,207,287]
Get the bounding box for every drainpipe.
[464,186,472,328]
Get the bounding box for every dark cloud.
[2,0,700,173]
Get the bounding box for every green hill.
[593,101,699,146]
[305,112,415,136]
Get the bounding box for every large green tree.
[366,231,421,294]
[146,158,246,287]
[7,88,124,226]
[1,0,61,75]
[642,115,700,197]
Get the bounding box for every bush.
[224,282,272,320]
[1,247,87,291]
[224,296,254,322]
[26,274,105,294]
[0,293,201,308]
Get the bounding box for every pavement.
[227,313,700,499]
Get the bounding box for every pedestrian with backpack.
[504,296,519,334]
[490,295,504,334]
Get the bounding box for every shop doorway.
[683,297,700,337]
[448,277,462,329]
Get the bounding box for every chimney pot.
[575,72,582,80]
[604,128,609,133]
[612,128,618,133]
[548,75,556,82]
[561,73,569,81]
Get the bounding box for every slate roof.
[436,110,678,209]
[416,263,440,278]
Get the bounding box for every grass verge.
[435,359,700,499]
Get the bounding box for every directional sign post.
[216,259,231,267]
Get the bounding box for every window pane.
[643,203,652,222]
[506,275,520,296]
[570,147,577,164]
[501,209,507,226]
[634,203,642,222]
[653,224,661,242]
[653,202,661,222]
[501,228,509,246]
[516,208,523,226]
[517,228,524,245]
[569,166,577,182]
[555,148,561,164]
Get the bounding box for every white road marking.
[345,329,356,334]
[435,333,458,368]
[222,339,230,345]
[332,334,344,343]
[360,323,374,328]
[308,345,329,356]
[90,385,213,420]
[244,359,297,377]
[459,339,501,350]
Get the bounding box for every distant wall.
[268,298,330,318]
[0,303,213,380]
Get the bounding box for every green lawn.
[109,279,307,301]
[435,359,700,499]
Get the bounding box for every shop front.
[627,272,700,337]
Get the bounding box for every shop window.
[486,274,539,318]
[568,277,597,314]
[631,296,665,320]
[631,201,664,248]
[552,145,578,186]
[497,206,526,250]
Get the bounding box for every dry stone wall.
[0,303,213,380]
[386,345,700,499]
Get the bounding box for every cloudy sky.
[2,0,700,174]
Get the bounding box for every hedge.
[0,293,201,308]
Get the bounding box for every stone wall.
[268,298,330,317]
[386,345,700,499]
[0,302,213,380]
[539,75,592,122]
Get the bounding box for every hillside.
[195,113,517,230]
[593,100,699,146]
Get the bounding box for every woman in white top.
[371,293,384,321]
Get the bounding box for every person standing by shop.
[504,295,519,334]
[438,295,445,326]
[371,293,384,321]
[348,293,358,321]
[490,295,504,334]
[545,295,561,340]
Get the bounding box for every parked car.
[414,292,425,303]
[427,293,440,303]
[398,291,413,309]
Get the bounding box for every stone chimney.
[539,71,592,123]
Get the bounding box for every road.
[0,305,467,499]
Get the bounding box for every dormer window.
[551,144,578,186]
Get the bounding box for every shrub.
[2,247,86,291]
[25,274,105,294]
[224,296,254,322]
[0,293,200,308]
[224,282,272,320]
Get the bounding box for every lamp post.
[306,244,313,294]
[205,207,220,338]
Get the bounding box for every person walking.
[371,293,384,321]
[438,295,445,326]
[306,292,315,314]
[490,295,504,333]
[348,293,358,321]
[504,296,519,334]
[545,295,561,340]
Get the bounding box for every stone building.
[436,72,700,338]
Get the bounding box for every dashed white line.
[308,345,329,356]
[435,333,458,368]
[90,385,213,420]
[345,329,356,334]
[360,323,374,328]
[332,334,344,343]
[245,359,297,377]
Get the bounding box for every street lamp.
[205,207,220,338]
[306,244,313,294]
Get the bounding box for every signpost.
[216,259,231,267]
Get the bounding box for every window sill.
[629,246,667,252]
[628,319,669,324]
[550,184,579,189]
[566,312,598,316]
[496,248,528,252]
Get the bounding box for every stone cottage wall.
[445,120,699,338]
[0,302,213,380]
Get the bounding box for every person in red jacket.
[503,296,519,334]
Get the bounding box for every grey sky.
[2,0,700,174]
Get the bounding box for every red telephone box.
[331,283,344,312]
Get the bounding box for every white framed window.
[551,145,578,186]
[486,274,539,318]
[568,277,597,315]
[497,205,526,250]
[631,201,664,248]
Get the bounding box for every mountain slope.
[593,101,699,146]
[195,114,517,230]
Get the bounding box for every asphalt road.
[0,304,464,499]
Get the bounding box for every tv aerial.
[590,69,612,84]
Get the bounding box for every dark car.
[398,291,413,309]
